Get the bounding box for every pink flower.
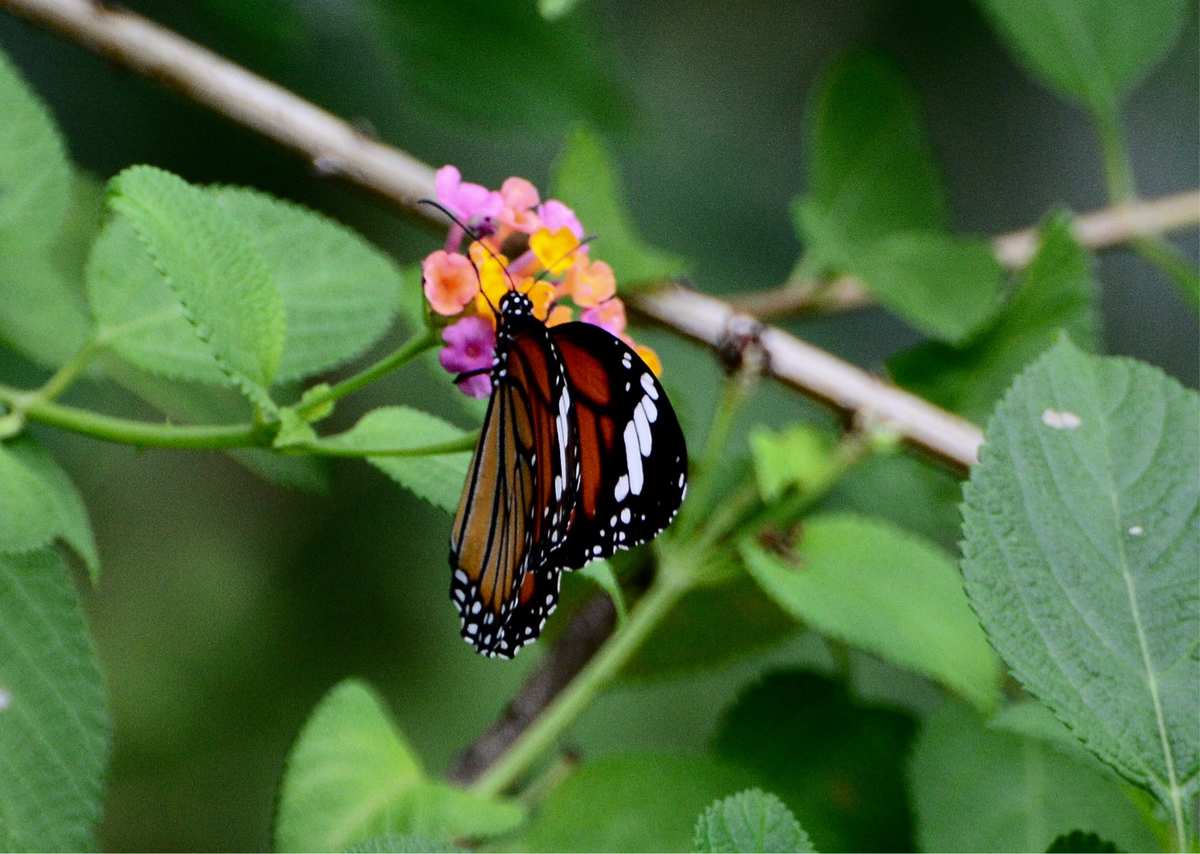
[423,250,478,316]
[581,298,626,337]
[537,199,585,240]
[439,316,495,398]
[565,258,615,307]
[435,165,502,226]
[499,177,541,233]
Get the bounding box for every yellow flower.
[635,343,663,376]
[530,227,580,275]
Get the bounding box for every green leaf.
[210,187,402,383]
[107,166,285,407]
[742,514,1002,712]
[0,49,70,254]
[518,754,755,852]
[694,789,815,853]
[976,0,1190,119]
[345,835,464,853]
[1046,830,1121,853]
[0,548,110,850]
[537,0,582,20]
[910,703,1158,852]
[551,127,686,285]
[715,671,917,851]
[276,679,523,852]
[578,558,627,623]
[891,214,1099,423]
[0,440,60,555]
[795,53,947,272]
[320,407,472,513]
[749,424,836,502]
[847,231,1004,344]
[3,438,99,580]
[961,340,1200,811]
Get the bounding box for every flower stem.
[469,566,692,800]
[298,329,439,417]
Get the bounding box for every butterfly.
[448,288,688,658]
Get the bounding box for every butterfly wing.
[449,316,575,658]
[549,321,688,570]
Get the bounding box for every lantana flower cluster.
[423,165,662,398]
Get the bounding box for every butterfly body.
[449,291,687,658]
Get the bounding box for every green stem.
[0,384,263,449]
[34,338,101,405]
[299,433,478,458]
[469,568,692,799]
[1096,112,1136,203]
[1133,237,1200,308]
[298,329,438,417]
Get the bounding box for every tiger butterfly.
[449,289,687,658]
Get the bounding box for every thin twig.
[731,190,1200,318]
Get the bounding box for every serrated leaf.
[715,671,916,851]
[210,187,402,383]
[0,49,70,254]
[976,0,1189,120]
[749,424,836,503]
[551,127,686,285]
[695,789,814,853]
[517,754,755,852]
[320,407,471,512]
[0,548,110,850]
[107,166,285,406]
[276,680,523,852]
[3,438,98,580]
[795,53,947,272]
[847,231,1004,344]
[961,340,1199,812]
[1046,830,1121,853]
[742,515,1001,711]
[891,214,1099,423]
[910,703,1157,852]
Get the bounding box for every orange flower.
[635,343,663,376]
[546,305,573,327]
[581,298,626,337]
[565,258,615,307]
[423,250,478,316]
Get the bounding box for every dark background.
[0,1,1195,849]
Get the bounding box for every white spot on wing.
[624,422,644,495]
[615,474,629,501]
[634,403,652,455]
[640,372,658,400]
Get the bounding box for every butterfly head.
[499,290,535,318]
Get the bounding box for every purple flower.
[436,165,502,226]
[439,315,495,398]
[537,199,585,240]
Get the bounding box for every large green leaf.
[891,215,1099,423]
[551,127,686,285]
[961,340,1199,812]
[275,679,523,852]
[0,250,91,371]
[0,441,60,555]
[742,515,1002,712]
[319,407,472,513]
[0,549,109,850]
[0,49,70,254]
[794,53,947,272]
[107,166,285,407]
[210,187,402,382]
[715,671,916,851]
[694,789,815,854]
[910,703,1159,852]
[517,754,755,852]
[847,231,1004,344]
[976,0,1190,120]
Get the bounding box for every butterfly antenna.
[532,234,598,285]
[419,198,516,313]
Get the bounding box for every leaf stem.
[33,337,101,404]
[298,329,438,417]
[1096,112,1136,204]
[468,567,692,799]
[0,383,264,449]
[299,433,478,458]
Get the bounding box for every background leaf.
[847,231,1004,344]
[0,48,69,253]
[715,671,916,851]
[0,440,61,555]
[749,424,836,502]
[107,166,285,406]
[976,0,1190,119]
[275,679,523,852]
[909,702,1158,852]
[794,52,947,272]
[1046,830,1121,853]
[961,340,1200,810]
[551,127,686,285]
[891,214,1099,423]
[694,789,814,853]
[742,514,1002,712]
[517,754,754,852]
[345,835,464,853]
[0,548,109,850]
